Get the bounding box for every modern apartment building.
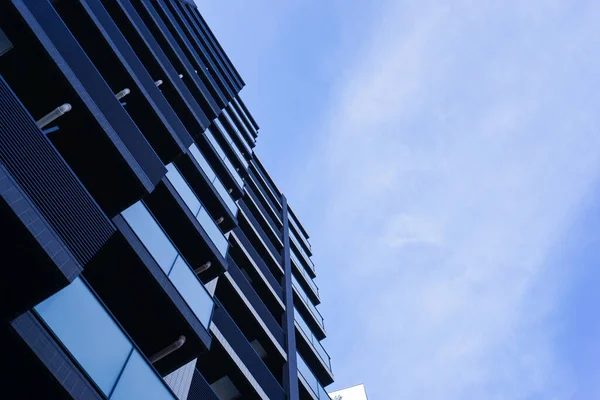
[0,0,333,398]
[329,384,369,400]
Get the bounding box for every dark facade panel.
[0,165,80,320]
[0,75,115,266]
[188,370,220,400]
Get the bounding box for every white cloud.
[306,0,600,399]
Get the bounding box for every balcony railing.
[188,143,238,216]
[292,276,325,331]
[213,117,248,168]
[165,163,229,256]
[204,129,244,188]
[122,201,214,328]
[34,278,176,399]
[289,212,311,252]
[297,352,330,400]
[295,310,331,371]
[290,230,315,274]
[291,249,319,299]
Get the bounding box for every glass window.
[122,202,178,274]
[35,279,133,395]
[110,351,175,400]
[168,256,213,328]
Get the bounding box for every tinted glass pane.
[223,157,244,187]
[111,351,175,400]
[168,256,213,328]
[166,164,201,215]
[296,352,319,397]
[122,202,177,274]
[196,207,228,256]
[35,279,132,395]
[189,144,237,215]
[205,130,226,159]
[213,178,237,215]
[189,144,216,182]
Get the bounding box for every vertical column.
[281,194,300,400]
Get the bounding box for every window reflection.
[35,278,175,399]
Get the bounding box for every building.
[0,0,333,398]
[329,384,369,400]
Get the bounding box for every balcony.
[149,0,226,108]
[0,75,114,319]
[225,102,256,147]
[187,7,244,91]
[175,143,238,232]
[289,210,312,253]
[196,128,244,199]
[292,276,326,339]
[231,97,258,140]
[212,117,250,172]
[227,256,285,348]
[246,171,283,229]
[208,302,286,400]
[101,0,210,133]
[83,201,214,375]
[229,229,285,318]
[143,164,228,282]
[31,277,177,399]
[291,249,320,304]
[0,1,164,216]
[218,109,253,161]
[238,201,283,277]
[295,310,334,385]
[129,0,219,119]
[50,0,194,164]
[297,352,330,400]
[290,229,316,278]
[250,162,282,211]
[159,0,235,103]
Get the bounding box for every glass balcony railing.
[291,249,318,298]
[221,109,252,155]
[289,213,311,251]
[297,352,329,400]
[213,117,249,168]
[122,201,214,328]
[189,144,238,216]
[292,276,324,331]
[205,129,244,188]
[35,278,176,399]
[290,230,315,273]
[226,103,255,144]
[295,309,331,371]
[166,163,229,256]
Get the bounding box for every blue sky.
[198,0,600,398]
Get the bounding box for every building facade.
[0,0,332,398]
[329,384,369,400]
